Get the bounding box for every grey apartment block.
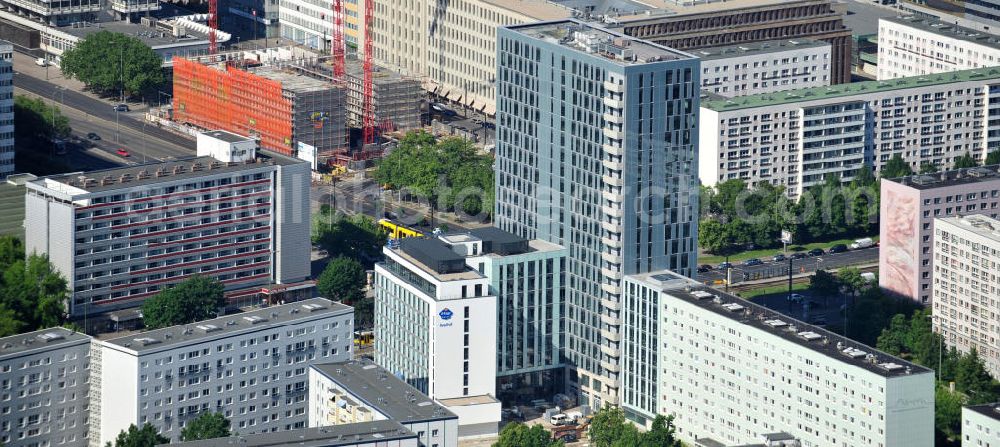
[495,19,700,408]
[0,41,12,178]
[89,298,355,446]
[24,152,311,318]
[0,328,91,447]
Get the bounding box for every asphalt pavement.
[696,247,879,284]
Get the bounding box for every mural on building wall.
[881,186,918,299]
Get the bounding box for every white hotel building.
[89,298,354,446]
[878,16,1000,81]
[620,271,935,447]
[0,328,91,447]
[933,215,1000,379]
[699,68,1000,197]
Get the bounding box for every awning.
[468,100,478,110]
[484,103,496,116]
[442,90,454,101]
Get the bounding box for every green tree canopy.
[808,270,839,297]
[986,150,1000,166]
[141,276,224,329]
[952,152,979,169]
[15,95,71,140]
[313,213,388,265]
[109,424,168,447]
[919,163,939,174]
[837,267,867,296]
[492,423,563,447]
[180,412,231,441]
[881,154,913,179]
[0,253,69,334]
[317,256,366,304]
[589,407,636,447]
[60,31,165,97]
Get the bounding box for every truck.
[850,237,874,250]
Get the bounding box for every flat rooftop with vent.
[101,298,351,353]
[505,19,694,65]
[883,16,1000,51]
[0,327,91,361]
[159,420,418,447]
[889,165,1000,190]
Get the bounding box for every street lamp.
[48,86,65,157]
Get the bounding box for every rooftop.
[0,327,91,361]
[966,403,1000,422]
[101,298,352,354]
[887,165,1000,191]
[202,130,254,144]
[483,0,573,19]
[938,215,1000,241]
[252,67,336,93]
[627,271,933,378]
[702,67,1000,111]
[844,0,899,36]
[694,38,829,61]
[158,420,415,447]
[31,151,302,195]
[0,182,25,239]
[57,8,218,47]
[883,15,1000,51]
[311,360,458,423]
[609,0,831,22]
[390,238,483,281]
[506,19,694,65]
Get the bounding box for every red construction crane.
[208,0,218,54]
[361,0,376,146]
[330,0,345,79]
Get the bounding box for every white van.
[850,237,874,249]
[35,57,47,67]
[550,414,570,426]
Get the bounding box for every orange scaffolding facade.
[172,57,295,155]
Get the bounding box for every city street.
[696,247,879,284]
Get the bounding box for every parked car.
[86,132,101,140]
[790,252,809,260]
[787,293,806,303]
[718,262,733,270]
[697,265,711,273]
[113,104,129,112]
[828,244,848,254]
[772,253,786,262]
[116,148,130,157]
[807,248,825,256]
[35,57,47,67]
[743,258,763,266]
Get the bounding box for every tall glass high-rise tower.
[495,19,700,408]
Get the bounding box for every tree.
[589,407,636,447]
[60,31,165,97]
[837,267,867,296]
[317,256,366,304]
[952,152,979,169]
[14,95,71,140]
[110,424,168,447]
[0,253,68,332]
[881,154,913,179]
[640,415,681,447]
[986,150,1000,166]
[141,276,224,329]
[808,270,839,297]
[493,423,563,447]
[919,163,939,174]
[180,412,231,441]
[935,386,963,444]
[313,213,388,265]
[954,349,998,404]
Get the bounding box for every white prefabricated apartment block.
[308,361,459,447]
[696,39,831,97]
[373,237,501,438]
[878,16,1000,81]
[0,328,91,447]
[933,215,1000,378]
[700,67,1000,197]
[620,271,935,447]
[963,404,1000,447]
[89,298,354,446]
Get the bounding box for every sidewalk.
[12,52,151,112]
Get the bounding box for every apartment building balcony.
[602,143,622,156]
[603,127,623,140]
[603,97,623,109]
[601,344,621,358]
[603,113,624,125]
[601,297,622,311]
[603,81,624,93]
[600,283,620,295]
[602,205,623,219]
[601,220,621,233]
[601,328,621,342]
[600,313,620,326]
[601,359,621,373]
[601,236,622,249]
[601,267,622,281]
[602,175,623,187]
[601,251,620,264]
[602,190,622,203]
[602,159,623,171]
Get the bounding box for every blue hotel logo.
[439,308,454,320]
